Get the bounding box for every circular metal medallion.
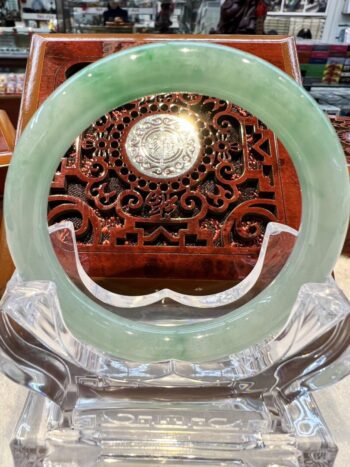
[125,114,201,179]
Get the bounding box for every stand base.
[10,390,337,466]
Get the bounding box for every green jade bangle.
[4,42,350,363]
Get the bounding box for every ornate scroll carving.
[48,93,289,279]
[330,115,350,167]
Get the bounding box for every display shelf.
[304,82,350,88]
[0,31,31,57]
[21,13,56,21]
[268,12,326,17]
[1,27,51,33]
[0,39,24,127]
[0,70,25,94]
[59,0,185,33]
[265,15,325,38]
[0,53,28,59]
[0,94,21,98]
[268,0,328,15]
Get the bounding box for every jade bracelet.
[4,42,349,362]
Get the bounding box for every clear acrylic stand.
[1,222,349,466]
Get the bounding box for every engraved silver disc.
[125,114,201,179]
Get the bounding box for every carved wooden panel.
[17,35,302,281]
[48,91,300,279]
[330,116,350,257]
[330,115,350,169]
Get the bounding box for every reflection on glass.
[0,0,21,26]
[57,0,328,36]
[269,0,283,12]
[305,0,328,13]
[283,0,306,12]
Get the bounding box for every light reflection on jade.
[4,42,349,363]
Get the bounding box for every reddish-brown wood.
[330,115,350,256]
[14,34,303,282]
[330,115,350,170]
[47,92,301,280]
[0,109,15,155]
[0,110,15,294]
[17,34,302,135]
[0,110,15,197]
[0,96,21,128]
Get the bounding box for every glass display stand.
[1,222,349,466]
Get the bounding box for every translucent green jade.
[4,42,350,363]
